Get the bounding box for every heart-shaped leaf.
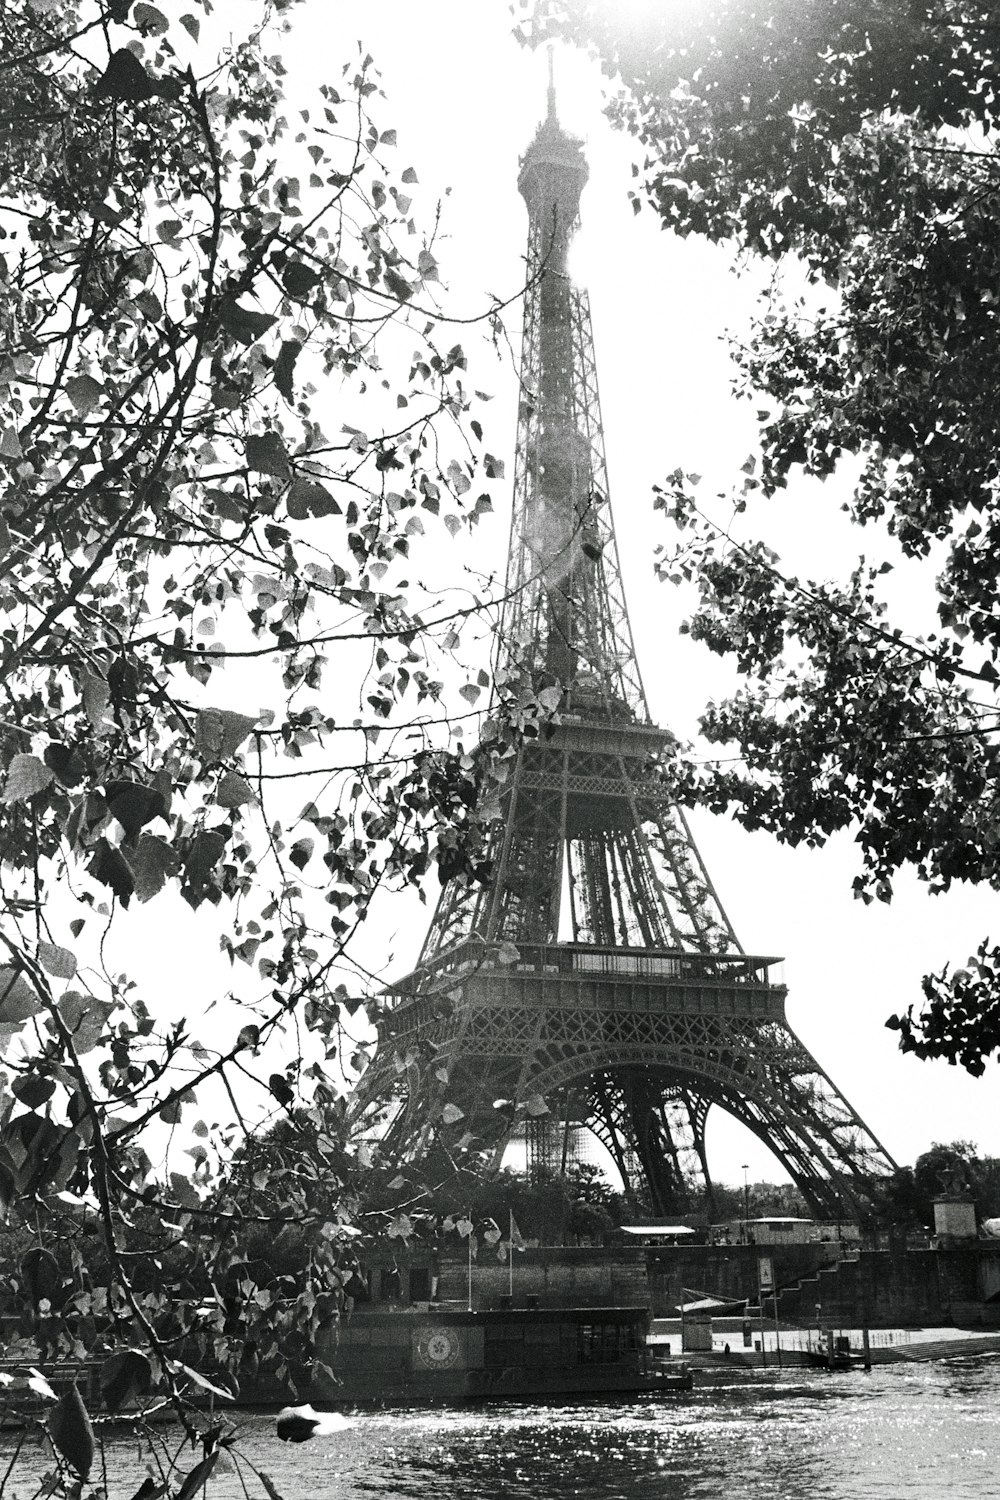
[287,477,340,520]
[0,968,43,1023]
[1,754,54,804]
[38,943,76,981]
[281,262,321,299]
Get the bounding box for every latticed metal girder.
[420,722,739,960]
[349,937,896,1215]
[346,93,896,1219]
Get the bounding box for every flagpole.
[509,1209,514,1300]
[467,1216,473,1312]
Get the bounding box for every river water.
[11,1357,1000,1498]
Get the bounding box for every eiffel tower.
[350,78,896,1218]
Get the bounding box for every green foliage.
[911,1139,1000,1219]
[871,1165,929,1229]
[524,0,1000,1070]
[0,0,533,1490]
[895,940,1000,1075]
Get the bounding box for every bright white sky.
[114,0,999,1190]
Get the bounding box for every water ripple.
[7,1358,1000,1498]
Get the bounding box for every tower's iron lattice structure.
[351,87,896,1216]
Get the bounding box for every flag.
[509,1211,526,1252]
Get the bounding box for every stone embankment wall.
[437,1243,834,1314]
[776,1241,1000,1328]
[437,1245,651,1309]
[434,1242,1000,1328]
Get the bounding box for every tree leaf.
[86,840,135,907]
[133,2,169,34]
[384,267,413,302]
[217,771,255,809]
[258,1473,289,1500]
[38,943,76,981]
[182,831,226,901]
[12,1074,55,1108]
[100,1349,153,1412]
[105,780,167,839]
[58,992,115,1054]
[1,754,54,804]
[168,1172,199,1209]
[220,300,277,347]
[48,1385,94,1478]
[132,834,178,903]
[168,1362,234,1401]
[245,432,291,477]
[175,1453,219,1500]
[65,375,102,415]
[159,1096,183,1124]
[289,837,314,869]
[0,1163,25,1223]
[274,340,302,404]
[268,1072,294,1107]
[281,262,321,299]
[195,708,258,761]
[287,477,341,520]
[128,1479,168,1500]
[0,968,43,1023]
[135,288,163,321]
[79,668,110,731]
[44,742,87,788]
[93,49,158,102]
[26,1368,57,1402]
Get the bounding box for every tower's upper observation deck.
[517,87,589,242]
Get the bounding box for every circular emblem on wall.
[416,1327,460,1369]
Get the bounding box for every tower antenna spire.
[546,44,557,121]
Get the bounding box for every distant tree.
[564,1163,626,1241]
[521,0,1000,1074]
[917,1134,983,1218]
[871,1166,930,1230]
[565,1162,624,1216]
[865,1143,1000,1227]
[973,1157,1000,1219]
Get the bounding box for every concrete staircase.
[768,1260,841,1323]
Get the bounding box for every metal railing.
[399,937,781,986]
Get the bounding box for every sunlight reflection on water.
[8,1356,1000,1499]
